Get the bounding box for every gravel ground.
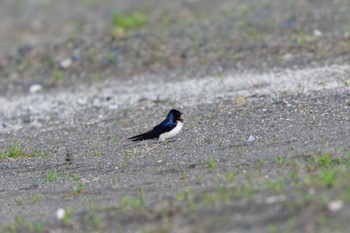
[0,0,350,233]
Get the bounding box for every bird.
[128,109,184,142]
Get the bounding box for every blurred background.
[0,0,349,95]
[1,1,350,232]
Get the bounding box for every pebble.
[314,29,322,37]
[59,58,72,69]
[234,96,247,105]
[283,53,293,61]
[77,98,88,105]
[265,195,287,204]
[72,53,81,61]
[247,135,255,143]
[29,84,43,94]
[56,208,65,220]
[327,200,344,212]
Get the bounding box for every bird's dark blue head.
[167,109,183,122]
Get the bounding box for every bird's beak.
[179,115,184,122]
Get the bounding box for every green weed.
[71,173,81,181]
[62,207,73,226]
[119,188,145,211]
[318,169,336,187]
[315,152,332,167]
[46,169,59,183]
[111,12,147,30]
[224,171,236,183]
[0,141,29,159]
[72,183,85,196]
[93,148,101,157]
[29,193,41,203]
[7,141,27,157]
[276,155,284,166]
[207,156,216,169]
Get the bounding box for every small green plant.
[113,136,122,144]
[224,171,236,182]
[217,75,224,83]
[92,73,102,81]
[194,175,203,184]
[119,189,145,211]
[93,148,101,157]
[71,173,81,181]
[207,157,216,170]
[111,12,147,30]
[46,169,59,183]
[213,176,220,185]
[267,178,285,192]
[62,207,73,225]
[289,170,298,181]
[256,158,264,168]
[51,70,63,82]
[175,188,196,212]
[15,215,23,228]
[41,53,54,68]
[72,183,84,196]
[176,188,192,201]
[15,196,25,205]
[340,77,350,87]
[276,155,284,166]
[26,219,44,232]
[318,169,336,187]
[29,193,41,203]
[89,201,100,213]
[0,141,29,159]
[104,51,115,61]
[241,111,250,118]
[234,184,253,197]
[295,31,306,46]
[237,21,259,40]
[315,152,332,168]
[30,148,48,157]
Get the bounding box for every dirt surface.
[0,0,350,233]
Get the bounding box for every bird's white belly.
[159,121,183,142]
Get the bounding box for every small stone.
[234,96,247,105]
[56,208,65,220]
[29,84,42,94]
[328,200,343,212]
[59,58,72,69]
[283,53,293,61]
[72,53,81,61]
[265,195,287,204]
[313,29,322,37]
[77,98,87,105]
[247,135,255,143]
[113,27,125,38]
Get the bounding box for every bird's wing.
[127,130,158,141]
[152,120,177,135]
[128,121,177,141]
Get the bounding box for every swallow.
[128,109,184,142]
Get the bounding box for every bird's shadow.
[120,138,177,150]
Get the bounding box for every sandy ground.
[0,0,350,232]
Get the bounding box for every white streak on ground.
[0,65,349,133]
